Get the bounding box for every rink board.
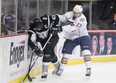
[0,34,42,83]
[9,55,116,83]
[0,31,116,83]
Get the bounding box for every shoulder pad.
[42,17,48,20]
[41,14,48,20]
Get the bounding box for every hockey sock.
[42,62,50,73]
[51,56,59,68]
[84,55,91,69]
[59,62,67,70]
[53,61,60,68]
[41,62,50,79]
[42,54,51,73]
[85,60,91,68]
[59,58,68,70]
[59,54,70,70]
[56,61,67,76]
[52,61,60,75]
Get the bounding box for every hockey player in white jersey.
[53,4,91,76]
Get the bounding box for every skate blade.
[86,76,90,80]
[41,78,47,81]
[54,74,61,78]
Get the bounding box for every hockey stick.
[21,51,34,83]
[21,33,53,83]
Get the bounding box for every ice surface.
[26,62,116,83]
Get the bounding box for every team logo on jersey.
[51,15,56,20]
[80,18,85,22]
[36,31,48,39]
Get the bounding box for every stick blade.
[27,74,32,82]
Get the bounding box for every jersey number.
[76,23,82,28]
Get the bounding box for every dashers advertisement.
[0,34,42,83]
[89,31,116,56]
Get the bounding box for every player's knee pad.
[82,50,91,57]
[43,54,51,62]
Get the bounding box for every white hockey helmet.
[73,5,83,13]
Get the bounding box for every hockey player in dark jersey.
[28,14,60,80]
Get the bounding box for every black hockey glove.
[51,25,59,35]
[32,46,43,57]
[50,14,60,35]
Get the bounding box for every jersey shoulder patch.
[79,14,86,22]
[80,18,85,22]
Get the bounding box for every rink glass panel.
[50,0,66,15]
[92,0,116,30]
[1,0,116,36]
[1,0,16,36]
[17,0,28,31]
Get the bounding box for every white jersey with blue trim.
[58,11,89,40]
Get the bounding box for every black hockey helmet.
[33,17,43,30]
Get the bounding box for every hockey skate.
[56,68,63,76]
[41,71,48,80]
[52,67,58,75]
[86,68,91,76]
[52,61,60,75]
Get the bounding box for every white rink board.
[0,40,3,83]
[0,34,42,83]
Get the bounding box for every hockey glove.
[51,26,59,35]
[66,21,74,26]
[33,46,43,57]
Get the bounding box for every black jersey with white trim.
[28,14,59,49]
